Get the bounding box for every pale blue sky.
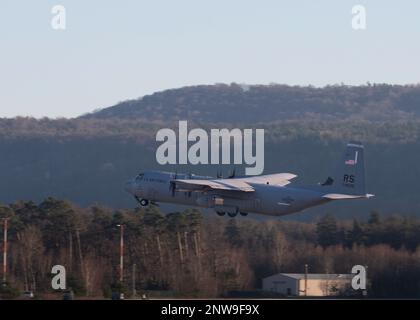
[0,0,419,118]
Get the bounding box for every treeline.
[316,212,420,251]
[2,117,420,145]
[1,198,420,298]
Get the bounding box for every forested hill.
[1,83,420,219]
[81,84,420,123]
[1,118,420,218]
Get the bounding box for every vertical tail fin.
[321,141,373,199]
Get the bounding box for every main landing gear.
[216,211,248,218]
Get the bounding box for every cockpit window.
[136,173,144,181]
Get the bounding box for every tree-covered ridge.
[1,83,420,214]
[1,198,420,298]
[1,118,420,145]
[0,118,157,141]
[0,118,420,214]
[82,83,420,123]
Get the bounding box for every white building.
[262,273,353,297]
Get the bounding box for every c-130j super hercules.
[125,142,374,217]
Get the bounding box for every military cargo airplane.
[125,142,374,217]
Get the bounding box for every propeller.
[169,181,176,197]
[169,171,178,197]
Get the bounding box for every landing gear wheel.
[239,212,248,216]
[136,197,149,207]
[216,211,226,216]
[140,199,149,206]
[227,212,238,218]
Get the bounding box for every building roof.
[265,273,353,280]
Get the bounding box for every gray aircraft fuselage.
[125,142,373,217]
[125,171,329,216]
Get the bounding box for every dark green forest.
[1,84,420,217]
[1,199,420,298]
[0,118,419,217]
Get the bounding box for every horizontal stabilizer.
[323,193,375,200]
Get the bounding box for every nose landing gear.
[135,196,149,207]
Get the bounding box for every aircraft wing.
[172,173,297,193]
[241,173,297,186]
[172,179,255,192]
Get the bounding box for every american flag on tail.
[345,159,356,165]
[345,151,358,165]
